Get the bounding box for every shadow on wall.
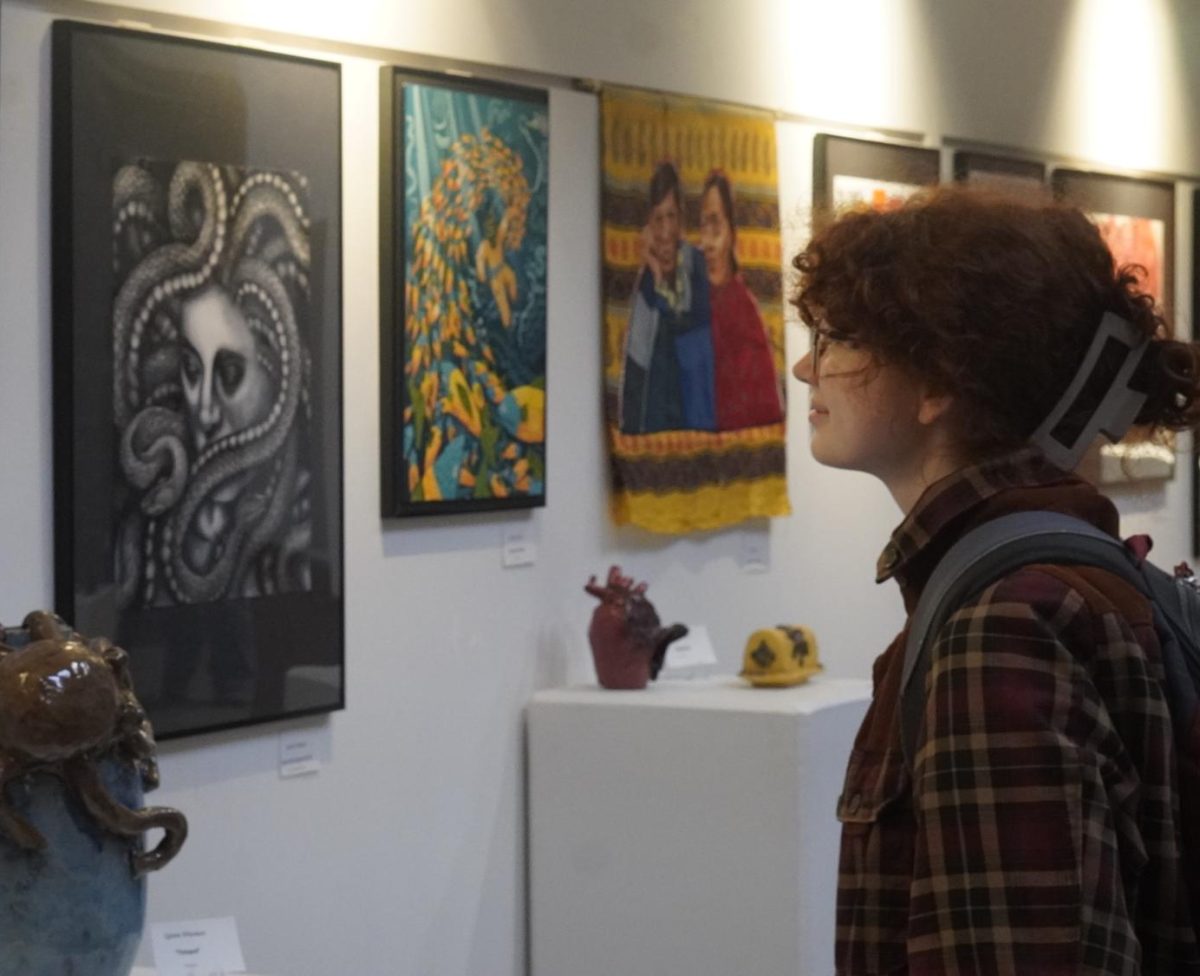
[910,0,1069,152]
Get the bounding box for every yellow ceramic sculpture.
[739,625,822,687]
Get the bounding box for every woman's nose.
[792,351,815,386]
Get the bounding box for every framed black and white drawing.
[52,21,344,739]
[380,69,548,517]
[953,150,1046,191]
[812,134,939,219]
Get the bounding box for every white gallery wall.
[0,1,1197,974]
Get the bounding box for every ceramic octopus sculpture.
[0,612,186,876]
[112,159,313,608]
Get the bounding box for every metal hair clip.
[1029,312,1150,471]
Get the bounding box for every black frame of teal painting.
[51,20,345,740]
[379,68,549,517]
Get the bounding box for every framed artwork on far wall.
[379,69,549,517]
[953,150,1046,192]
[52,21,345,740]
[1052,166,1176,486]
[1052,167,1175,312]
[812,133,939,218]
[1194,187,1200,554]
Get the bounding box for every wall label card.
[501,525,538,567]
[279,727,322,779]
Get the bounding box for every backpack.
[899,510,1200,933]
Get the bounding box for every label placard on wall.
[501,525,538,567]
[740,530,770,573]
[279,727,321,779]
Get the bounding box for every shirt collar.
[875,447,1072,584]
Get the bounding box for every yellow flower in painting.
[512,457,531,492]
[408,461,419,492]
[452,341,468,358]
[501,443,519,460]
[459,467,476,488]
[442,368,482,437]
[421,427,444,501]
[484,373,505,404]
[490,474,509,498]
[510,385,545,443]
[419,371,439,415]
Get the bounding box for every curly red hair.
[791,185,1200,459]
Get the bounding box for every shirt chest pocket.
[836,747,910,825]
[834,747,914,975]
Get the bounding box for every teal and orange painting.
[401,80,548,506]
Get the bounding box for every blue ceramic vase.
[0,759,146,976]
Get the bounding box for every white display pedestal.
[528,676,872,976]
[131,965,267,969]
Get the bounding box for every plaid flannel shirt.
[836,448,1200,975]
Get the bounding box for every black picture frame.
[52,20,344,740]
[380,68,549,517]
[812,133,939,216]
[953,150,1046,190]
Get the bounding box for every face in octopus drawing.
[179,286,273,460]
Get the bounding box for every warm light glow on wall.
[1057,0,1182,170]
[225,0,388,41]
[774,0,926,129]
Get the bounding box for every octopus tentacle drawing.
[113,160,313,608]
[113,161,227,431]
[404,126,546,502]
[0,612,187,877]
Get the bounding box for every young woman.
[698,169,784,430]
[791,186,1200,974]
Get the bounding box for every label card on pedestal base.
[151,916,246,976]
[661,623,719,677]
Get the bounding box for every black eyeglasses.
[810,325,865,380]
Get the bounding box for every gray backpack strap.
[899,511,1144,769]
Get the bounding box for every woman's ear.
[916,389,954,427]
